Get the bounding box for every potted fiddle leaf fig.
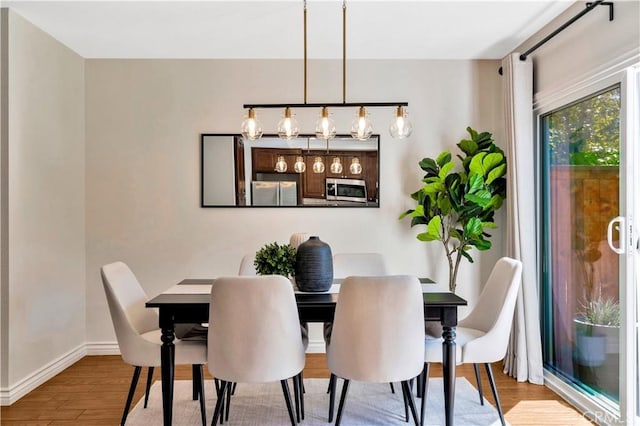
[254,242,296,277]
[399,127,507,293]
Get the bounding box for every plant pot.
[294,236,333,292]
[574,317,619,367]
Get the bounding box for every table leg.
[161,325,175,426]
[442,325,456,426]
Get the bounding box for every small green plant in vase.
[254,242,296,277]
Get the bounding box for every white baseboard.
[306,339,326,354]
[0,344,86,406]
[85,341,120,355]
[0,338,326,406]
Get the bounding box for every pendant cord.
[303,0,308,104]
[342,0,346,104]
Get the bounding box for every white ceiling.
[4,0,575,59]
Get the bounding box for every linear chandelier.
[240,0,412,142]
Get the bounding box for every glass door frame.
[536,67,638,424]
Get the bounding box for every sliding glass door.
[540,67,639,423]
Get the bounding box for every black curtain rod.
[498,1,614,75]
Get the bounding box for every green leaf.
[464,217,483,238]
[465,189,491,207]
[460,249,474,263]
[482,221,498,229]
[436,151,452,167]
[419,158,438,175]
[470,237,492,251]
[469,152,487,175]
[457,139,478,156]
[423,181,445,195]
[436,195,451,215]
[482,153,504,174]
[417,231,440,242]
[485,163,506,185]
[426,216,442,240]
[399,209,414,220]
[438,161,455,179]
[466,126,478,140]
[467,173,484,193]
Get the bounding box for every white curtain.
[502,53,544,384]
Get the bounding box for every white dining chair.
[237,253,257,275]
[207,275,306,426]
[326,275,425,426]
[420,257,523,426]
[325,252,391,418]
[101,261,208,426]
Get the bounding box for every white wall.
[1,9,85,400]
[85,58,505,345]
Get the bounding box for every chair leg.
[420,363,430,426]
[484,363,506,426]
[292,375,301,423]
[121,366,142,426]
[416,373,423,399]
[390,382,396,394]
[211,381,229,426]
[335,379,350,426]
[402,380,420,426]
[143,366,154,409]
[328,373,337,422]
[192,365,199,400]
[224,382,232,422]
[197,365,206,426]
[280,379,297,426]
[327,373,335,393]
[297,372,305,420]
[402,383,409,422]
[473,363,484,406]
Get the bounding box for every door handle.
[607,216,625,254]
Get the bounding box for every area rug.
[126,378,507,425]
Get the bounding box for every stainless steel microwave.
[325,178,367,203]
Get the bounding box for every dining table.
[145,278,467,426]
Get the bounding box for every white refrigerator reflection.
[251,181,297,206]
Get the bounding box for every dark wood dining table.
[146,278,467,426]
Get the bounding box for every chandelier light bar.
[241,0,410,141]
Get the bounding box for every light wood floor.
[0,354,593,425]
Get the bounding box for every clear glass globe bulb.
[349,157,362,175]
[274,155,288,173]
[294,156,306,173]
[277,107,299,140]
[389,106,413,139]
[315,107,337,140]
[350,107,373,140]
[240,108,263,141]
[330,157,343,174]
[312,156,325,173]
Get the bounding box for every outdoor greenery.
[399,127,507,293]
[547,86,620,166]
[254,242,296,277]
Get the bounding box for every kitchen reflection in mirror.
[201,134,380,207]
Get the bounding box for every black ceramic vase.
[294,236,333,292]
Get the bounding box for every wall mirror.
[201,134,380,207]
